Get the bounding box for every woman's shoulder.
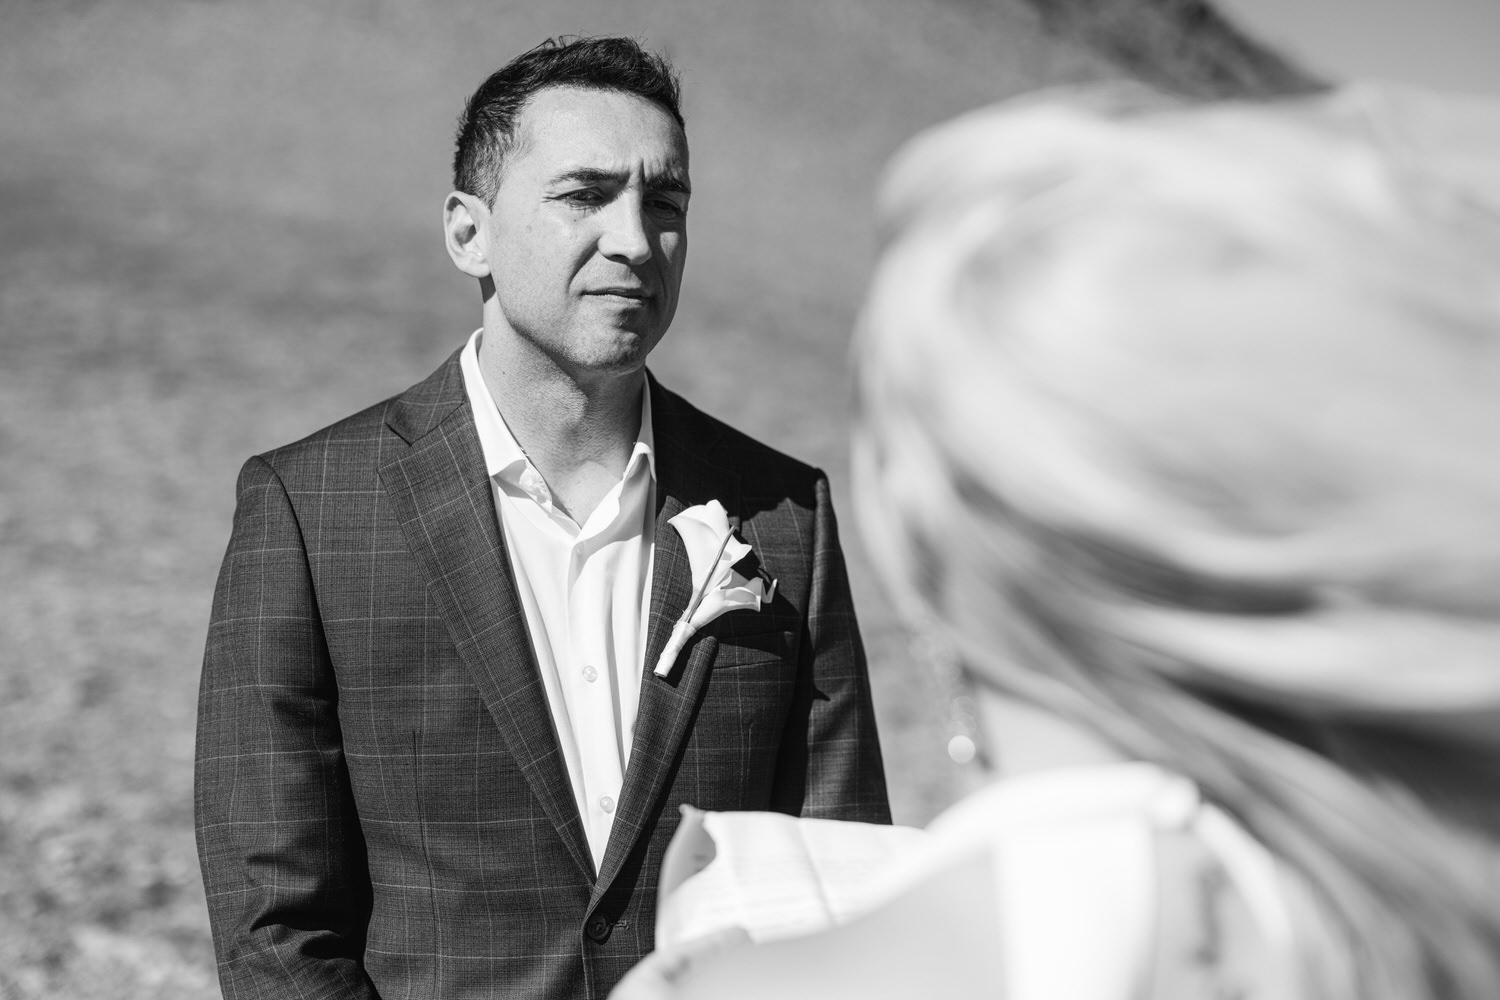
[880,762,1304,1000]
[633,764,1306,1000]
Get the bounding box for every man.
[195,36,890,1000]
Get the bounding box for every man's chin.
[592,325,668,366]
[563,340,659,383]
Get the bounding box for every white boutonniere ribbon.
[653,500,777,679]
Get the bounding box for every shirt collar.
[459,328,657,489]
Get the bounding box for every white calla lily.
[654,500,777,679]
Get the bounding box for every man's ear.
[443,191,492,278]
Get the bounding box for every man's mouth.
[590,289,650,301]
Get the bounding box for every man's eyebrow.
[550,167,623,186]
[647,173,692,196]
[549,167,691,195]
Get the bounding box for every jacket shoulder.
[252,349,466,487]
[251,396,401,487]
[651,380,823,488]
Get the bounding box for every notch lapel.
[378,353,594,884]
[592,385,739,901]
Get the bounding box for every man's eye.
[560,190,605,206]
[649,197,687,219]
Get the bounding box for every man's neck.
[477,329,646,524]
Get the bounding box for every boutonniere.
[653,500,777,679]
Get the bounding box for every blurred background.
[4,0,1484,995]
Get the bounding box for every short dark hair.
[452,36,685,205]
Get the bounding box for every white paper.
[655,807,928,948]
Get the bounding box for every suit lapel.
[592,381,739,901]
[378,350,594,884]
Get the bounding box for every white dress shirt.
[460,330,656,872]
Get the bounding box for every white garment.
[460,330,656,872]
[879,762,1301,1000]
[643,763,1302,1000]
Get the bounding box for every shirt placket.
[568,494,628,864]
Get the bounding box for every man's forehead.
[514,85,687,159]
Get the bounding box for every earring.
[909,621,989,770]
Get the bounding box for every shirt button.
[599,795,615,814]
[582,664,598,683]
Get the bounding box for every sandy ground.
[0,1,1156,994]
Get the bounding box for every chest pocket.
[710,624,795,669]
[693,625,798,742]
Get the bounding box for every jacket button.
[585,915,611,943]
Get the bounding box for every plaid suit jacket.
[195,350,891,1000]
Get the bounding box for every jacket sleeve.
[195,455,379,998]
[770,472,892,824]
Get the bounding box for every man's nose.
[597,199,653,265]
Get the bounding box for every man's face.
[482,86,690,382]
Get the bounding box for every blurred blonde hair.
[855,84,1500,999]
